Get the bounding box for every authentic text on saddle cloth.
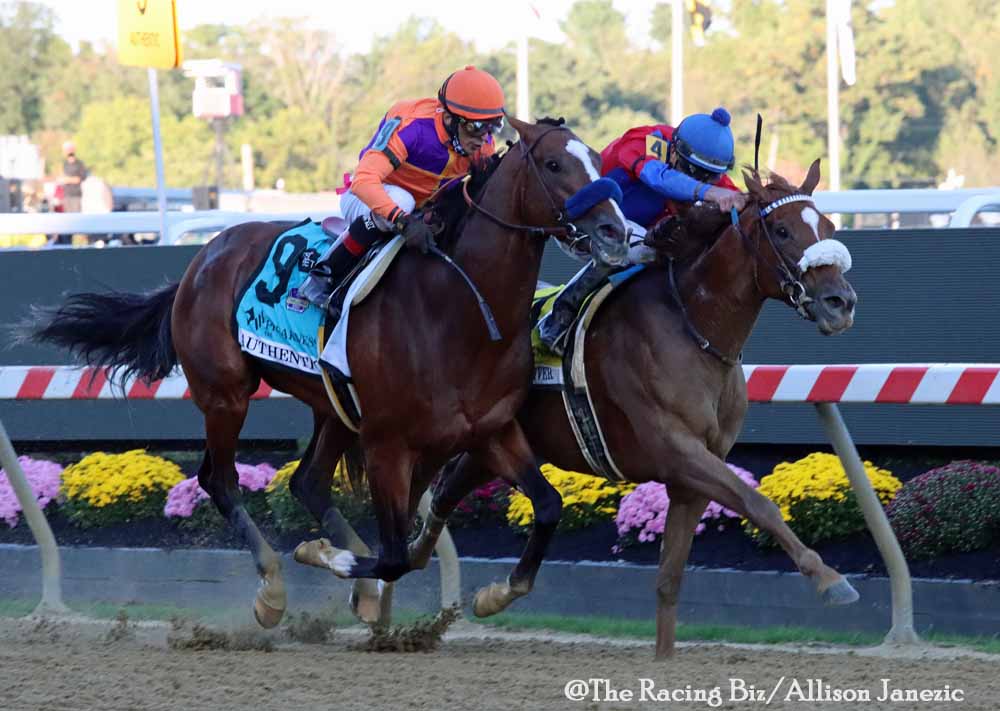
[235,220,332,375]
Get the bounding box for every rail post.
[0,419,69,616]
[814,403,920,644]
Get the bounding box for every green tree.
[232,107,335,192]
[0,1,69,134]
[75,96,215,187]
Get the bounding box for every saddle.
[530,266,646,481]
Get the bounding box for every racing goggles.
[677,154,724,183]
[458,115,504,137]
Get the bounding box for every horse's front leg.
[653,484,708,659]
[667,435,860,607]
[408,453,492,569]
[330,441,416,583]
[466,421,562,617]
[289,414,383,623]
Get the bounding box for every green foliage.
[0,1,69,134]
[60,450,185,529]
[10,0,1000,190]
[746,453,901,548]
[265,459,372,533]
[887,461,1000,559]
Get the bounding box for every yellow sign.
[117,0,181,69]
[645,134,669,163]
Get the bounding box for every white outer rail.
[0,210,320,245]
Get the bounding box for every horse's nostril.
[824,294,855,313]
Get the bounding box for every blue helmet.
[673,107,735,175]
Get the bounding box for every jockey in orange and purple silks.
[300,66,504,310]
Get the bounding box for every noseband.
[667,192,822,368]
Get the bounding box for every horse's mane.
[424,117,567,252]
[668,167,800,269]
[423,152,503,253]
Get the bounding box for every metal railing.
[0,210,320,246]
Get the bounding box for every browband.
[760,193,813,217]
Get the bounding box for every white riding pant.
[339,185,416,232]
[316,185,416,262]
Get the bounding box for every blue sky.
[38,0,663,54]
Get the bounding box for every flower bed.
[0,456,62,528]
[888,461,1000,559]
[745,453,901,548]
[614,465,759,551]
[1,448,997,581]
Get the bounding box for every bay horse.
[409,160,860,658]
[28,116,629,628]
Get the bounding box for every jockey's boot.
[299,214,387,311]
[538,260,614,356]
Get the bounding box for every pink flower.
[164,462,277,518]
[0,457,63,528]
[614,463,759,549]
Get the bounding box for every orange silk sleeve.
[350,132,410,223]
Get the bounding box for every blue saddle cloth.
[235,220,333,375]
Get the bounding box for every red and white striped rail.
[0,366,289,400]
[1,364,999,405]
[743,364,1000,405]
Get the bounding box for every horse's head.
[506,116,629,266]
[742,159,856,335]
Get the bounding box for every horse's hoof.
[473,581,512,618]
[821,577,860,606]
[253,595,285,629]
[349,579,383,624]
[293,538,355,579]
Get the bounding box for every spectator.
[60,140,88,212]
[54,140,88,245]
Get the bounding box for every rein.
[732,194,816,318]
[428,125,577,344]
[667,191,815,367]
[666,258,740,366]
[462,126,583,245]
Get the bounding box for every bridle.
[462,125,588,252]
[667,190,819,368]
[732,192,817,318]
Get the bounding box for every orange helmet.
[438,66,505,120]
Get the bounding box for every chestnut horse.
[409,160,860,658]
[29,116,628,628]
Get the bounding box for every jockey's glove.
[395,213,436,254]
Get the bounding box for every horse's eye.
[545,160,561,173]
[776,225,791,239]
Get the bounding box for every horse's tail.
[25,283,180,384]
[340,442,368,498]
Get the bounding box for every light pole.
[671,0,684,125]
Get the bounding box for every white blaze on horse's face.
[565,139,628,230]
[801,206,821,242]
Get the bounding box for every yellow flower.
[506,464,635,532]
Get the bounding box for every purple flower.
[614,463,759,548]
[0,457,63,528]
[164,462,277,518]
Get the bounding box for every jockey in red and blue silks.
[538,107,748,355]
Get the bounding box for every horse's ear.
[742,168,764,197]
[800,158,822,195]
[506,115,539,144]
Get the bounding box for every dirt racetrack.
[1,617,997,711]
